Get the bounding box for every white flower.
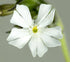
[7,4,63,57]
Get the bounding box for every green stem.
[56,16,70,62]
[60,35,70,62]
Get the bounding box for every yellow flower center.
[32,26,38,33]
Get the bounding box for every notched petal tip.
[10,11,16,23]
[16,4,29,11]
[52,8,56,13]
[38,48,48,57]
[55,26,63,39]
[40,4,52,7]
[59,33,63,39]
[8,41,23,49]
[38,8,56,28]
[6,28,16,41]
[35,3,52,24]
[49,42,61,47]
[16,4,33,27]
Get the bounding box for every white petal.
[28,36,37,57]
[41,33,61,47]
[7,28,30,41]
[37,38,48,57]
[9,35,31,49]
[29,35,48,57]
[35,4,52,24]
[44,26,63,39]
[38,9,55,28]
[54,26,61,30]
[10,11,29,28]
[16,5,33,26]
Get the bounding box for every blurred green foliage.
[0,4,15,16]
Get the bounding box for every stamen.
[32,26,38,33]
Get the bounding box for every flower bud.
[0,4,15,16]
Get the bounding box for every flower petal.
[16,5,33,26]
[10,11,30,28]
[8,35,31,49]
[35,4,52,24]
[40,33,61,47]
[37,38,48,57]
[29,35,48,57]
[7,28,30,41]
[44,26,63,39]
[38,9,55,28]
[28,36,37,57]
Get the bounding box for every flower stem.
[56,15,70,62]
[60,34,70,62]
